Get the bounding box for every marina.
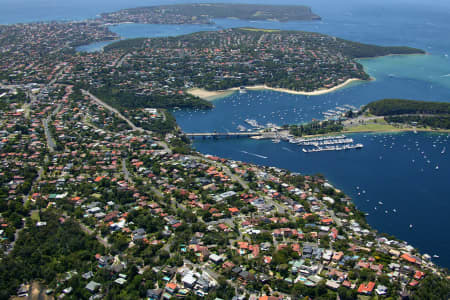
[299,138,354,146]
[184,129,365,152]
[288,134,364,152]
[244,118,263,129]
[302,143,363,152]
[322,104,358,119]
[288,135,347,144]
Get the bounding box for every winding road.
[81,89,171,153]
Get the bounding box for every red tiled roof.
[401,253,416,263]
[358,281,375,294]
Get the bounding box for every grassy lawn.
[31,210,40,222]
[344,123,399,132]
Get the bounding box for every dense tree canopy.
[364,99,450,116]
[0,210,104,299]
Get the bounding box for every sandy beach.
[186,88,235,101]
[187,78,362,100]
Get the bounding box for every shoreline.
[187,78,363,100]
[290,127,450,139]
[356,52,428,61]
[249,127,450,140]
[342,127,450,134]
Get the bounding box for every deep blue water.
[170,3,450,267]
[189,133,450,266]
[2,0,450,267]
[173,77,450,133]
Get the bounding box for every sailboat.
[442,147,446,154]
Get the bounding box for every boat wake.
[240,150,268,159]
[282,147,294,152]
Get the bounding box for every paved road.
[82,90,144,133]
[49,65,68,85]
[161,237,173,253]
[122,159,132,183]
[79,222,111,248]
[62,212,111,248]
[22,167,44,204]
[116,53,131,68]
[188,155,249,189]
[328,209,342,227]
[42,104,62,152]
[187,155,288,213]
[82,89,172,154]
[183,259,242,292]
[265,197,286,214]
[43,118,56,152]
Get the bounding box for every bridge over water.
[184,131,262,139]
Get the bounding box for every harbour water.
[188,133,450,267]
[2,0,450,267]
[170,3,450,267]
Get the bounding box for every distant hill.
[153,3,321,21]
[100,3,321,24]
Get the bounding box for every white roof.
[326,280,340,289]
[209,254,223,262]
[114,278,127,285]
[182,274,197,285]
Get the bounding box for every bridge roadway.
[184,131,262,138]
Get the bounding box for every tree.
[411,274,450,300]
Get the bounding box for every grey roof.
[82,271,94,280]
[85,281,101,293]
[147,289,162,298]
[133,228,146,235]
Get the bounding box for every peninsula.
[100,3,321,24]
[92,28,423,108]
